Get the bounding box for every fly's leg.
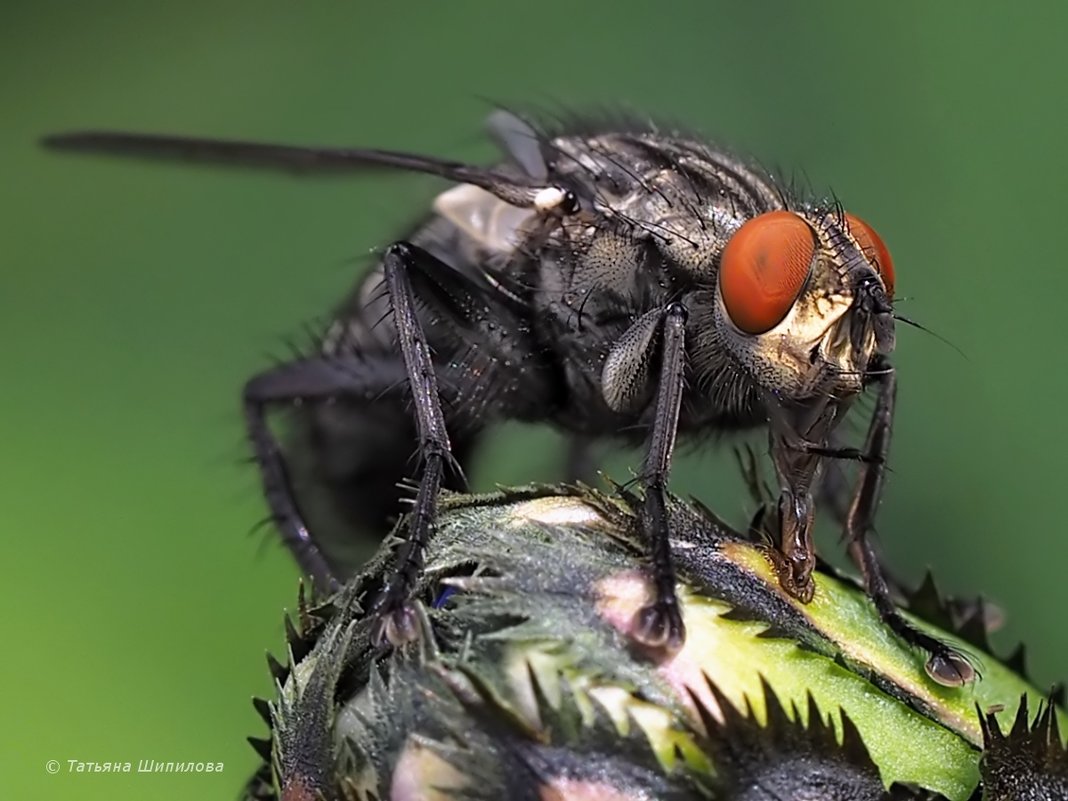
[246,239,523,645]
[634,303,689,653]
[244,355,410,588]
[766,426,824,603]
[363,242,463,645]
[845,365,975,686]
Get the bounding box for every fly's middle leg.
[633,303,689,654]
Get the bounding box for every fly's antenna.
[893,313,968,361]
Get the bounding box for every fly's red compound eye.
[719,211,816,334]
[844,213,895,297]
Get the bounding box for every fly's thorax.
[709,208,896,402]
[430,131,789,297]
[549,133,785,278]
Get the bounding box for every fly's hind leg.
[363,242,465,645]
[247,241,459,646]
[246,239,522,646]
[845,363,975,686]
[243,354,411,589]
[366,238,546,644]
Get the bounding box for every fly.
[43,110,973,685]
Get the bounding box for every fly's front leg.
[843,365,975,686]
[766,425,825,603]
[635,303,689,653]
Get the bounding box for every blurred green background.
[4,2,1067,797]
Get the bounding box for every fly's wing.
[42,121,550,206]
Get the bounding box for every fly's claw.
[632,599,686,657]
[762,541,817,604]
[924,647,977,688]
[369,588,421,646]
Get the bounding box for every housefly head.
[713,209,896,403]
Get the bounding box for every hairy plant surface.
[243,486,1066,801]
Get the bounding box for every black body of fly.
[43,110,972,684]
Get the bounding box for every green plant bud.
[244,486,1066,801]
